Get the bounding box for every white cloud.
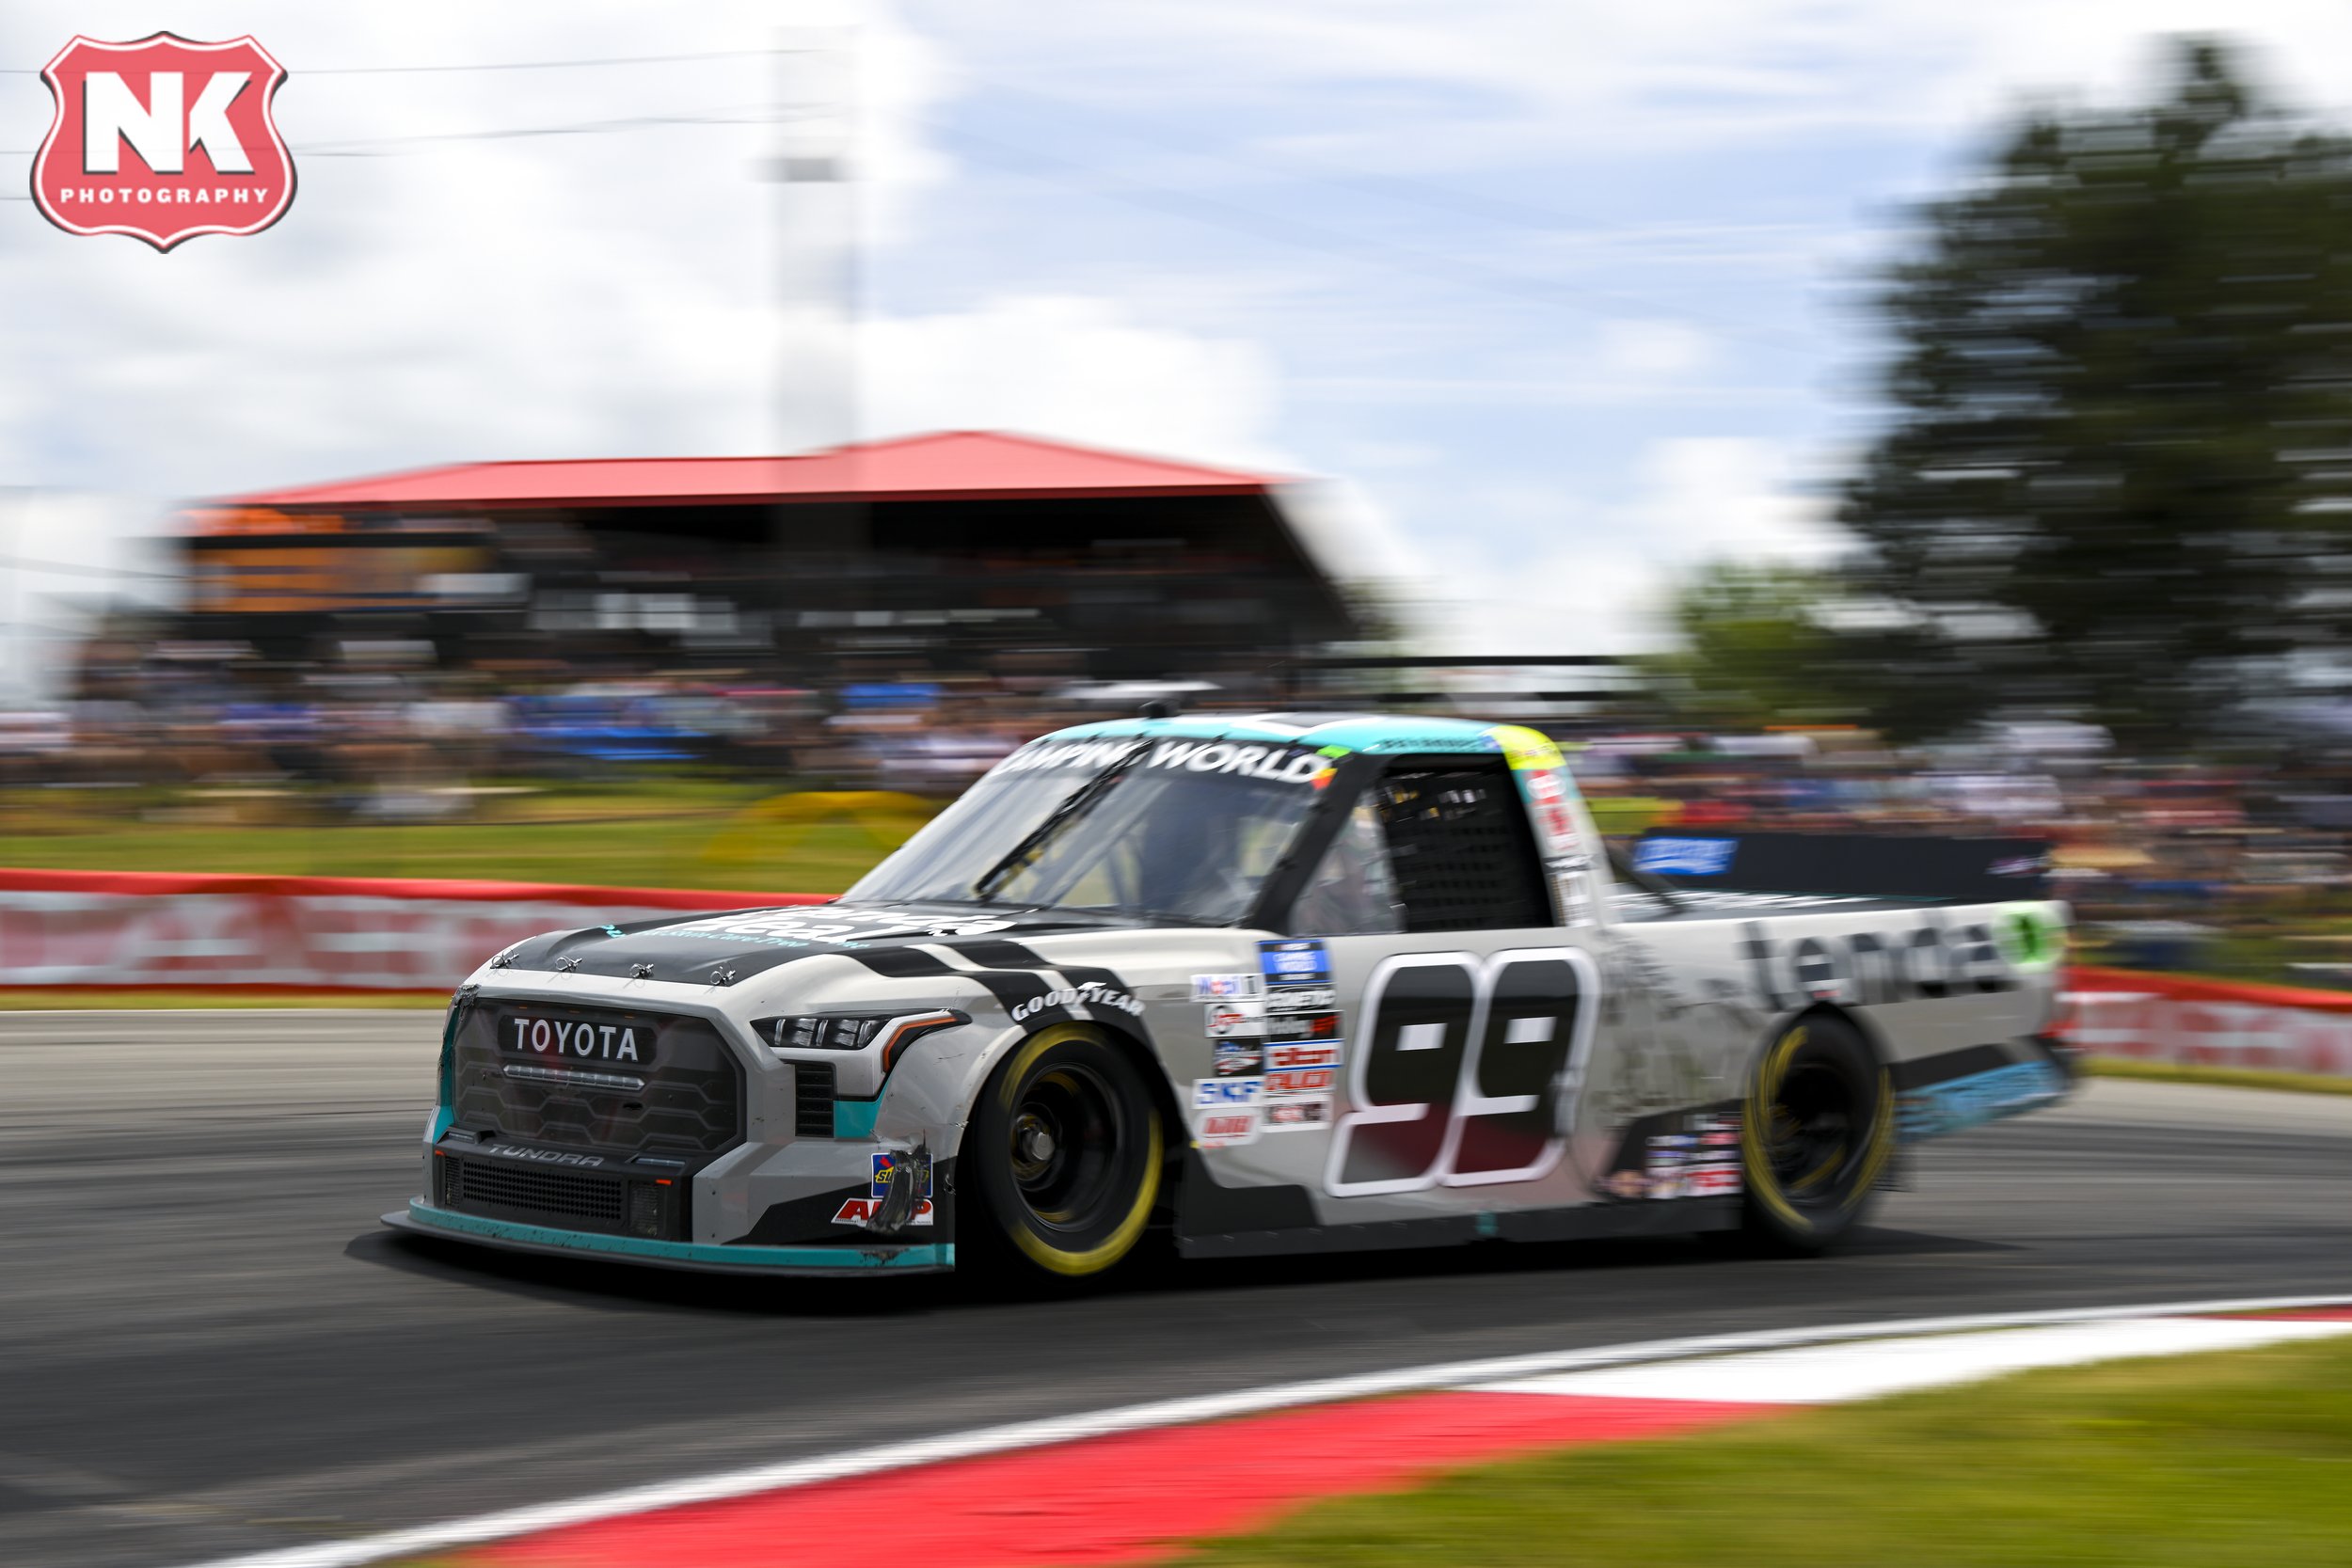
[1402,436,1845,656]
[858,294,1287,469]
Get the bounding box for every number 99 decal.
[1324,947,1599,1196]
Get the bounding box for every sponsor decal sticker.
[996,737,1327,784]
[1633,836,1739,878]
[869,1150,933,1201]
[1263,985,1337,1014]
[1192,973,1263,1001]
[1263,1094,1335,1131]
[1193,1107,1262,1148]
[1264,1009,1343,1042]
[1203,999,1267,1037]
[662,909,1017,947]
[1264,1041,1341,1071]
[1213,1039,1265,1076]
[1264,1066,1338,1097]
[32,32,294,251]
[1259,938,1331,987]
[1192,1076,1263,1107]
[832,1196,935,1227]
[1008,981,1145,1023]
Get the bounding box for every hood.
[486,902,1143,987]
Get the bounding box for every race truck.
[387,713,2074,1281]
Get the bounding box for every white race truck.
[389,712,2072,1281]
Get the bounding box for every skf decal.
[1192,1076,1263,1107]
[33,33,294,251]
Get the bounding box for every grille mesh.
[795,1061,837,1138]
[450,1157,627,1230]
[1377,767,1552,932]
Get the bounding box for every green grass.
[2083,1054,2352,1098]
[0,990,446,1009]
[1188,1332,2352,1567]
[0,781,926,894]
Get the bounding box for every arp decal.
[832,1196,935,1227]
[1193,1106,1262,1148]
[1326,947,1601,1196]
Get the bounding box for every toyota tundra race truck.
[387,713,2074,1281]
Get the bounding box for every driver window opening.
[1292,761,1554,935]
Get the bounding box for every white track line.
[179,1293,2352,1568]
[1479,1312,2352,1404]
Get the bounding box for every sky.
[10,1,2352,695]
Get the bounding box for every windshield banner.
[995,737,1325,784]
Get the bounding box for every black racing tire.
[962,1024,1165,1284]
[1739,1012,1894,1255]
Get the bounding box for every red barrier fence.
[0,869,829,993]
[4,866,2351,1073]
[2064,963,2352,1077]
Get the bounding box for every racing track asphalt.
[4,1010,2350,1568]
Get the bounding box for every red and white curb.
[184,1294,2352,1568]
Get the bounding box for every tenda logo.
[31,33,294,251]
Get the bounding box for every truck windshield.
[846,737,1329,926]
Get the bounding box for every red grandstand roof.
[208,431,1287,514]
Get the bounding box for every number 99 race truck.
[386,713,2074,1282]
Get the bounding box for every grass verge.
[0,781,927,893]
[2084,1053,2352,1098]
[1188,1332,2352,1567]
[0,990,446,1010]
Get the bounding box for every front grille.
[446,1156,627,1230]
[451,1003,745,1159]
[795,1061,836,1137]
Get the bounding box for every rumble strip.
[180,1296,2352,1568]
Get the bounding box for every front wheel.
[963,1024,1164,1283]
[1740,1014,1893,1254]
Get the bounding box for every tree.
[1837,37,2352,751]
[1647,561,1946,737]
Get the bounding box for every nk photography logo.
[31,33,293,252]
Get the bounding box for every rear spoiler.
[1629,831,2053,903]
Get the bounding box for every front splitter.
[386,1201,954,1275]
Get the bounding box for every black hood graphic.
[489,902,1134,987]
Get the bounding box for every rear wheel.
[964,1024,1164,1283]
[1740,1014,1893,1254]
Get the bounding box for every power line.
[940,123,1812,348]
[0,46,793,78]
